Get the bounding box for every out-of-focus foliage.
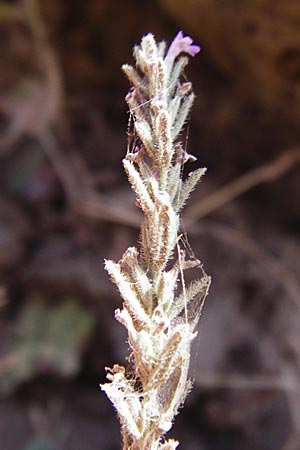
[0,2,21,20]
[1,298,95,394]
[23,439,53,450]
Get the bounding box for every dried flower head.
[101,32,210,450]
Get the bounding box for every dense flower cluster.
[101,32,210,450]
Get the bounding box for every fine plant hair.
[101,31,211,450]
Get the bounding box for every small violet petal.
[165,30,200,64]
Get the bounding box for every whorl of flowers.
[101,31,211,450]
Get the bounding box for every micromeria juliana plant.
[101,31,211,450]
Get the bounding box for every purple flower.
[165,31,200,67]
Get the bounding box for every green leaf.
[23,438,53,450]
[0,297,95,394]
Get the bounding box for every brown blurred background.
[0,1,300,449]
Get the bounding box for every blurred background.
[0,0,300,449]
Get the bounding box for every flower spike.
[101,32,210,450]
